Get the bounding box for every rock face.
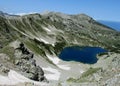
[15,43,47,82]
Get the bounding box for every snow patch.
[46,55,60,64]
[46,54,71,70]
[34,37,55,47]
[42,26,51,32]
[57,65,71,70]
[80,70,84,73]
[43,67,60,81]
[35,37,49,44]
[0,70,48,85]
[40,38,49,44]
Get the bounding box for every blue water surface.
[59,46,107,64]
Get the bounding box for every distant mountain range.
[98,20,120,31]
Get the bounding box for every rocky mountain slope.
[0,11,120,86]
[98,20,120,31]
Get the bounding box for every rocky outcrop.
[0,64,10,74]
[15,43,48,82]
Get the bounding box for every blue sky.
[0,0,120,21]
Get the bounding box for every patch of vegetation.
[81,67,101,78]
[24,40,46,57]
[54,41,67,55]
[0,46,15,63]
[98,52,108,56]
[24,39,56,66]
[57,83,62,86]
[67,77,77,82]
[34,38,54,55]
[67,77,89,83]
[107,44,120,53]
[67,67,102,83]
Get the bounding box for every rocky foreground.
[0,42,48,85]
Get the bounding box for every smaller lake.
[59,46,107,64]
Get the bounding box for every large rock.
[14,43,48,82]
[0,64,10,74]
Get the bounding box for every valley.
[0,11,120,86]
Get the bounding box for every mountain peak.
[73,13,93,20]
[0,11,19,17]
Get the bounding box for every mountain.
[0,11,120,86]
[0,11,19,17]
[98,20,120,31]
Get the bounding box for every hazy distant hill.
[98,20,120,31]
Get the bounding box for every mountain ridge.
[0,11,120,86]
[98,20,120,31]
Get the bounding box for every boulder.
[36,66,44,76]
[0,64,10,73]
[14,43,48,82]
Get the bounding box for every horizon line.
[1,10,120,22]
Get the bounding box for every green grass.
[24,39,56,66]
[0,46,15,63]
[67,77,89,83]
[54,41,67,55]
[98,52,108,56]
[67,77,77,82]
[67,67,101,83]
[33,38,54,55]
[81,67,101,78]
[24,40,46,57]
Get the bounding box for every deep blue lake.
[59,46,107,64]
